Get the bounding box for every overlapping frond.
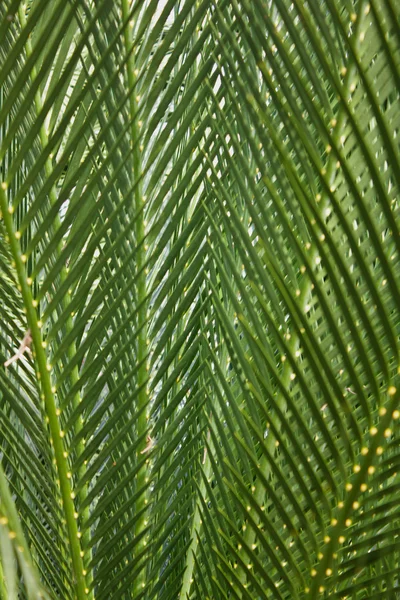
[0,0,399,599]
[190,1,400,598]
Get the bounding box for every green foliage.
[0,0,399,598]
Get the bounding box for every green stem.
[179,284,240,599]
[0,187,87,599]
[120,3,149,596]
[172,18,204,600]
[17,6,93,596]
[179,457,211,600]
[0,463,32,569]
[0,462,44,596]
[0,543,6,600]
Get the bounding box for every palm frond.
[0,0,399,599]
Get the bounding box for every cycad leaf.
[0,0,399,599]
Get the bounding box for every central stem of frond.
[121,1,150,596]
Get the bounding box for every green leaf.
[0,0,399,598]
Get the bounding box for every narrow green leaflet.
[0,0,399,599]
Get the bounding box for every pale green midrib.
[18,7,92,596]
[0,461,43,595]
[0,560,5,600]
[178,355,230,600]
[0,187,86,600]
[166,22,205,600]
[235,4,369,594]
[179,458,212,600]
[121,2,149,597]
[179,230,247,599]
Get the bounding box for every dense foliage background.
[0,0,399,598]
